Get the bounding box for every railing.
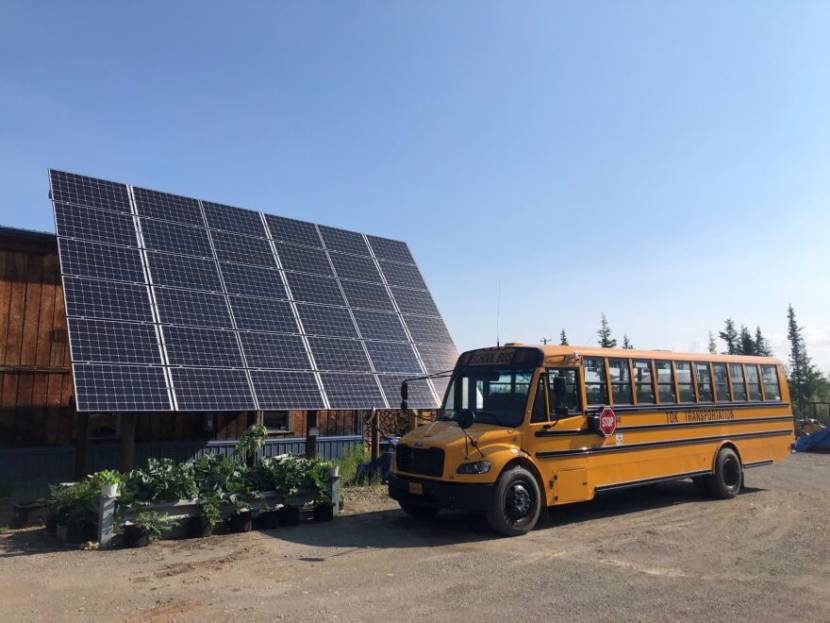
[0,435,363,501]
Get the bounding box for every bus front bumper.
[388,473,494,512]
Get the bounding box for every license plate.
[408,481,423,495]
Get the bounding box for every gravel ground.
[1,453,829,622]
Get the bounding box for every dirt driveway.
[1,453,829,622]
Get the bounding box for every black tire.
[705,447,743,499]
[485,466,542,537]
[399,501,440,520]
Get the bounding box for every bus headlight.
[456,461,491,475]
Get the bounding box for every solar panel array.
[50,170,457,412]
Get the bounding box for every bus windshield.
[440,366,534,428]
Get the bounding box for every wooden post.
[74,411,89,481]
[119,413,137,472]
[370,408,380,460]
[304,410,318,459]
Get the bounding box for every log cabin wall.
[0,227,74,447]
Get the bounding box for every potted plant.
[188,497,221,538]
[49,481,99,544]
[254,503,280,529]
[123,511,167,548]
[91,470,122,498]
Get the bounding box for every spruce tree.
[787,304,816,413]
[754,326,772,356]
[623,334,633,349]
[559,329,569,346]
[597,314,616,348]
[719,319,738,354]
[738,325,756,355]
[707,331,717,354]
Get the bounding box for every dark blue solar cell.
[377,375,437,409]
[320,373,385,409]
[63,278,154,323]
[170,367,255,410]
[367,235,415,264]
[308,337,371,372]
[50,170,132,213]
[220,262,287,299]
[67,318,161,365]
[285,272,345,306]
[229,296,299,333]
[73,364,170,411]
[378,260,427,290]
[55,202,138,247]
[296,303,358,338]
[319,226,369,256]
[365,341,422,374]
[203,201,267,237]
[133,187,204,225]
[146,252,223,292]
[251,370,324,409]
[140,218,213,258]
[329,252,382,283]
[163,326,244,367]
[239,332,310,370]
[58,238,145,283]
[276,243,333,277]
[211,230,276,267]
[154,288,234,328]
[352,309,407,342]
[389,287,440,316]
[340,280,394,311]
[265,215,322,247]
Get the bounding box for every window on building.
[263,411,290,433]
[608,359,632,405]
[676,362,695,402]
[656,361,676,403]
[730,364,747,401]
[695,362,714,402]
[633,360,655,404]
[713,363,730,401]
[761,365,781,401]
[746,365,762,401]
[583,357,608,405]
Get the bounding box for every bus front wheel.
[485,466,541,537]
[700,447,743,499]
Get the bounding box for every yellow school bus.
[389,344,794,536]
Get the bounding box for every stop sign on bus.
[599,407,617,437]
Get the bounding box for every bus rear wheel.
[485,466,541,537]
[701,447,743,499]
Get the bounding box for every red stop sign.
[599,407,617,437]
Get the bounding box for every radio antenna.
[496,280,501,348]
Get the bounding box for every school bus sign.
[599,407,617,437]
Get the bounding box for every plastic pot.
[278,506,301,527]
[187,516,213,539]
[101,483,119,498]
[229,510,252,533]
[254,510,280,530]
[313,503,334,523]
[123,524,150,548]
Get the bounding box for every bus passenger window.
[547,368,580,413]
[713,363,730,401]
[655,361,675,403]
[746,365,762,401]
[695,362,714,402]
[676,362,695,402]
[608,359,632,405]
[762,365,781,401]
[633,360,655,404]
[583,358,608,406]
[730,364,747,401]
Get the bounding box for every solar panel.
[163,326,245,368]
[352,309,408,342]
[73,364,171,411]
[170,367,255,410]
[55,202,138,248]
[377,375,436,409]
[140,218,213,258]
[52,169,456,411]
[296,303,358,338]
[320,373,385,408]
[68,319,162,365]
[329,251,382,283]
[146,252,223,292]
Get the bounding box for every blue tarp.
[795,427,830,452]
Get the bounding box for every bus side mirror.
[457,408,475,430]
[552,376,569,417]
[400,380,409,411]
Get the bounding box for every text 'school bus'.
[389,344,794,536]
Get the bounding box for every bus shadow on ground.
[265,479,766,551]
[0,528,69,559]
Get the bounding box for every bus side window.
[530,375,549,423]
[608,358,632,405]
[583,357,608,406]
[746,365,762,401]
[548,368,580,414]
[633,360,656,404]
[695,362,714,402]
[676,362,695,402]
[713,363,730,401]
[730,364,747,401]
[655,360,676,403]
[761,365,781,401]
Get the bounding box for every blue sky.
[2,2,828,370]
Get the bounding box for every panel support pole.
[119,413,137,472]
[74,411,89,481]
[305,410,318,459]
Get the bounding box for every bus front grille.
[396,445,444,477]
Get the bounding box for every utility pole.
[540,337,552,345]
